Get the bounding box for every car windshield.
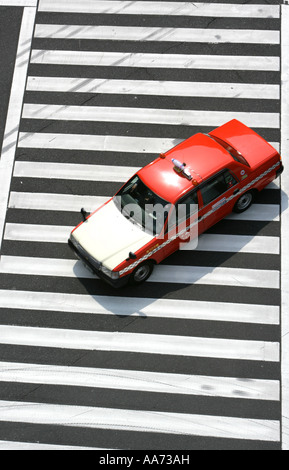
[113,175,170,236]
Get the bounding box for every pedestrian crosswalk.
[0,0,282,450]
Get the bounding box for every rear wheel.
[233,190,254,213]
[129,261,154,285]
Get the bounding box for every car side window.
[201,171,238,207]
[176,190,199,223]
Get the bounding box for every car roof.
[138,133,233,203]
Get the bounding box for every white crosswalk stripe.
[0,441,105,450]
[0,0,282,450]
[26,76,280,100]
[22,103,280,128]
[13,161,140,182]
[34,24,280,44]
[30,49,280,71]
[0,361,279,400]
[17,132,182,153]
[0,399,280,441]
[0,290,280,324]
[17,132,280,153]
[37,1,280,19]
[197,234,280,255]
[0,256,281,289]
[0,325,280,361]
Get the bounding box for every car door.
[198,170,240,232]
[162,189,200,258]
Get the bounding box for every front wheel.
[233,190,254,213]
[129,261,154,285]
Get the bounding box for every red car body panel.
[138,133,233,204]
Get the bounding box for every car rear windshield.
[114,175,170,235]
[209,135,250,167]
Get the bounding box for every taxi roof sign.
[171,158,192,181]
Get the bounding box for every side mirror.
[126,252,137,261]
[81,208,90,221]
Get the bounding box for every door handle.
[233,188,240,195]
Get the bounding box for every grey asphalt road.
[0,7,22,150]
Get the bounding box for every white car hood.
[72,199,154,271]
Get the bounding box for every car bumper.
[68,238,129,288]
[276,163,284,178]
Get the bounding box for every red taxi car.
[68,119,283,287]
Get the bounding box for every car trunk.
[209,119,279,169]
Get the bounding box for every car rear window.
[209,135,250,167]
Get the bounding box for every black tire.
[233,190,254,213]
[129,261,154,285]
